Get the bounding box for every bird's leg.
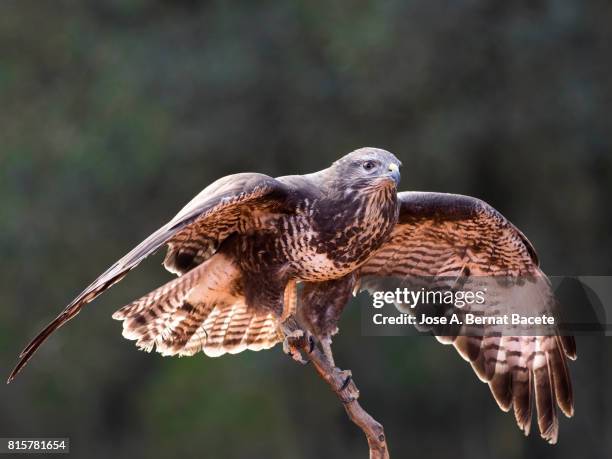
[289,326,390,459]
[280,316,314,364]
[279,280,314,364]
[320,335,335,367]
[279,281,389,457]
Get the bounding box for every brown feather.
[548,336,574,417]
[113,254,280,357]
[488,337,512,412]
[533,345,559,444]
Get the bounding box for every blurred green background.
[1,1,611,458]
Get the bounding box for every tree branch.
[293,337,390,458]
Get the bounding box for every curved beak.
[388,163,401,185]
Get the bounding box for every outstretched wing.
[8,173,292,382]
[359,191,576,444]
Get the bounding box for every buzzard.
[9,148,575,451]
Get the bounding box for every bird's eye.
[362,161,376,171]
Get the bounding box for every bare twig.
[290,335,390,459]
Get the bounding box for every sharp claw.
[340,370,352,391]
[308,335,315,354]
[289,348,308,365]
[282,338,292,356]
[279,317,318,365]
[282,329,311,365]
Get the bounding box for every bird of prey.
[9,147,575,444]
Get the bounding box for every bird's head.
[330,147,402,191]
